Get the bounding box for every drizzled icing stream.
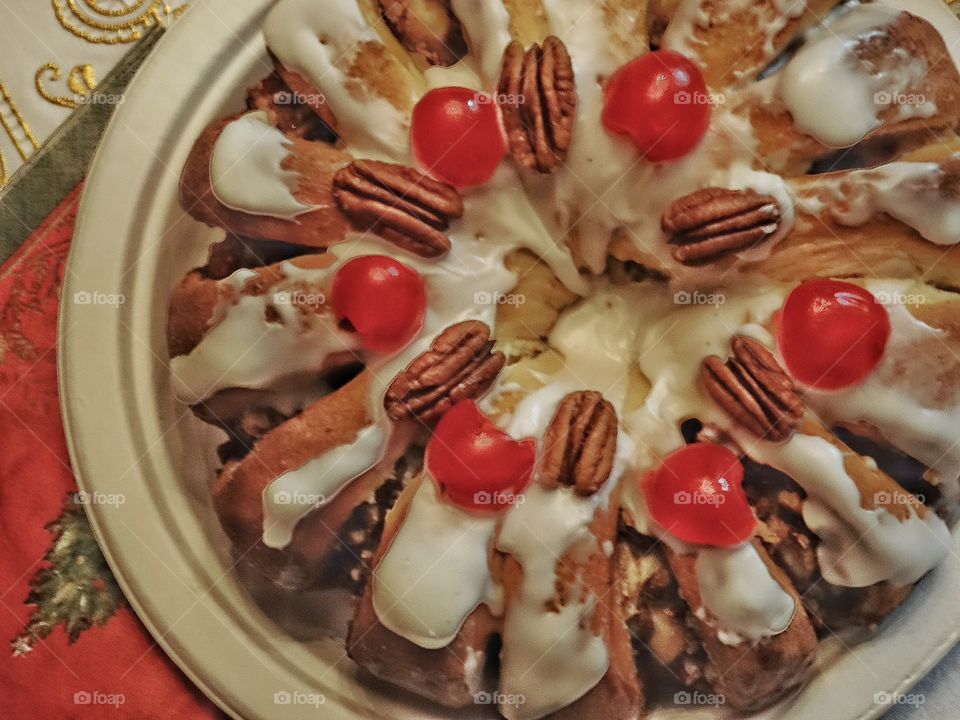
[170,266,357,402]
[373,478,501,649]
[176,0,960,714]
[209,111,316,219]
[263,0,417,160]
[798,162,960,246]
[777,5,934,148]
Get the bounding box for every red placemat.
[0,184,225,719]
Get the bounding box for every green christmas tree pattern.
[11,493,125,657]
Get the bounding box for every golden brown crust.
[742,13,960,175]
[180,113,354,247]
[271,60,341,134]
[913,299,960,340]
[378,0,468,66]
[212,371,411,587]
[347,474,500,708]
[748,208,960,290]
[166,254,332,359]
[665,541,818,711]
[246,69,336,141]
[499,483,645,720]
[167,270,230,358]
[551,516,646,719]
[500,0,548,48]
[681,0,837,90]
[745,463,917,633]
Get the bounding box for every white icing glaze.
[498,289,642,487]
[480,290,641,717]
[800,162,960,246]
[539,0,651,273]
[497,483,609,720]
[423,62,483,91]
[612,287,799,641]
[180,0,960,704]
[631,283,785,444]
[611,278,954,595]
[225,163,577,553]
[806,282,960,501]
[627,520,791,649]
[538,0,643,273]
[777,5,933,148]
[262,420,387,549]
[314,227,524,648]
[209,111,315,219]
[449,0,513,87]
[661,0,711,57]
[546,287,644,405]
[170,266,357,402]
[372,479,500,649]
[618,279,953,588]
[695,544,796,643]
[263,0,414,160]
[664,0,808,68]
[331,235,518,420]
[462,166,588,294]
[539,0,794,275]
[726,164,796,261]
[740,430,950,587]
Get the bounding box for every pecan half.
[702,336,804,441]
[498,36,577,173]
[333,159,464,258]
[662,188,782,265]
[541,391,618,496]
[384,321,505,423]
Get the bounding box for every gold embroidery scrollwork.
[36,63,98,110]
[52,0,187,45]
[0,81,40,165]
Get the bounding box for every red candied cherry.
[602,50,711,162]
[778,279,890,390]
[644,443,756,547]
[426,400,536,512]
[330,255,426,353]
[411,87,507,187]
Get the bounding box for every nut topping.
[541,391,618,496]
[662,187,782,265]
[702,336,804,441]
[384,321,505,423]
[333,159,464,258]
[498,36,577,173]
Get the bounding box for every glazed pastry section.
[169,0,960,718]
[209,111,317,218]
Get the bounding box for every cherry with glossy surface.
[330,255,427,353]
[602,50,711,162]
[426,400,536,512]
[778,279,890,390]
[644,443,756,547]
[411,87,507,187]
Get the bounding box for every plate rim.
[58,1,375,718]
[58,0,960,718]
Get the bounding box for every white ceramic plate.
[59,1,960,718]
